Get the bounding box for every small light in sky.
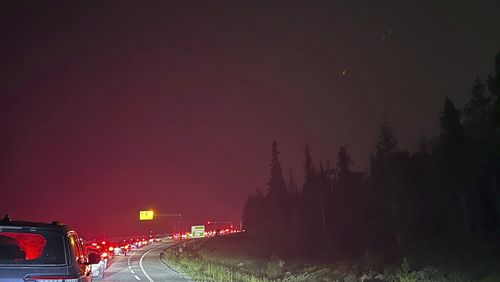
[382,28,392,40]
[341,69,347,76]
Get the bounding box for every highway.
[101,241,192,282]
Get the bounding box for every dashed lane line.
[127,249,141,281]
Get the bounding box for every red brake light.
[108,246,114,251]
[101,252,108,258]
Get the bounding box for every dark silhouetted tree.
[266,141,289,253]
[376,114,398,157]
[464,78,490,134]
[437,97,468,236]
[370,116,411,250]
[300,146,327,255]
[487,51,500,153]
[332,146,365,256]
[337,145,352,177]
[242,187,267,247]
[286,165,299,194]
[267,141,287,198]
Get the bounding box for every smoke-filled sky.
[1,1,499,238]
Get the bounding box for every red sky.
[1,1,499,238]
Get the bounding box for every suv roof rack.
[2,214,11,222]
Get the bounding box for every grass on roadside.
[160,235,500,282]
[161,240,272,282]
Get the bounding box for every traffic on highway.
[0,214,240,281]
[0,215,230,281]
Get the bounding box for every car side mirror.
[87,252,100,264]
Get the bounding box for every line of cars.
[83,236,160,279]
[84,241,115,280]
[0,215,160,281]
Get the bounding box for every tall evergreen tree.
[438,97,469,236]
[300,145,326,255]
[266,141,288,253]
[463,78,491,138]
[267,141,287,198]
[487,51,500,98]
[487,51,500,152]
[477,52,500,236]
[439,97,464,159]
[242,187,267,245]
[415,134,431,156]
[376,115,398,157]
[242,194,256,231]
[337,145,352,177]
[370,116,408,249]
[303,145,314,182]
[286,165,299,194]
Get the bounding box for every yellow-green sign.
[191,225,205,238]
[139,210,154,220]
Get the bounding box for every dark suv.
[0,216,100,282]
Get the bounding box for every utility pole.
[139,211,182,243]
[156,213,183,243]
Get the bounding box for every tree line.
[242,52,500,259]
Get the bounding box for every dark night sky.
[1,1,499,238]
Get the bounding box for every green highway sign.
[191,225,205,238]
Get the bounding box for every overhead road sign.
[139,210,154,220]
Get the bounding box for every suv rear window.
[0,229,66,265]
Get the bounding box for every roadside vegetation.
[162,234,500,282]
[161,238,272,282]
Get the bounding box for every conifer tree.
[376,115,398,157]
[267,141,287,198]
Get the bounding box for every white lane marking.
[129,265,132,269]
[131,270,135,274]
[134,275,141,280]
[140,245,165,282]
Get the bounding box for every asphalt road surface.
[101,242,192,282]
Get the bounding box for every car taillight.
[101,252,108,258]
[108,246,114,251]
[26,275,79,282]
